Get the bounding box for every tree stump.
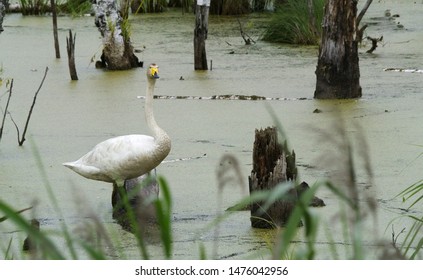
[93,0,141,70]
[111,172,159,232]
[194,1,209,70]
[249,127,298,228]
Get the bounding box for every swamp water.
[0,1,422,259]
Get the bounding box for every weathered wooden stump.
[249,127,298,228]
[111,172,159,232]
[93,0,141,70]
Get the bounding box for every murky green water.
[1,1,422,259]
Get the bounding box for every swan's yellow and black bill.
[149,64,159,79]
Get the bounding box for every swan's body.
[63,64,171,187]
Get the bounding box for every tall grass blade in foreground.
[390,180,423,259]
[154,177,173,259]
[0,199,65,259]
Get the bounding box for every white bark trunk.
[93,0,138,70]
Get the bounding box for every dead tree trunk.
[93,0,140,70]
[0,0,6,34]
[314,0,362,99]
[51,0,60,58]
[66,30,78,80]
[194,0,209,70]
[249,127,298,228]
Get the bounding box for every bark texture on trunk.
[93,0,140,70]
[51,0,60,58]
[0,0,6,34]
[66,30,78,81]
[314,0,362,99]
[194,1,209,70]
[249,127,298,228]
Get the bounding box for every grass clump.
[262,0,324,45]
[390,180,423,259]
[58,0,92,16]
[18,0,49,15]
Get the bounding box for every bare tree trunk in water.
[0,0,6,34]
[66,30,78,81]
[314,0,362,99]
[93,0,140,70]
[194,0,209,70]
[51,0,60,58]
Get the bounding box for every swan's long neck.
[145,79,160,135]
[145,79,171,154]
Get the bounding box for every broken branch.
[9,67,49,146]
[357,0,373,27]
[366,35,383,53]
[237,19,256,45]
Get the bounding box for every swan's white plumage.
[63,64,170,187]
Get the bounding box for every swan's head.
[147,64,159,80]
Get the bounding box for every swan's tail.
[62,161,107,182]
[63,161,77,170]
[63,161,99,173]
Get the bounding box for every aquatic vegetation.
[262,0,324,45]
[130,0,167,13]
[389,180,423,259]
[18,0,49,15]
[58,0,92,16]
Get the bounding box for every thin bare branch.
[0,206,33,223]
[357,0,373,27]
[11,67,49,146]
[0,79,13,143]
[237,19,256,45]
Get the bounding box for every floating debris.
[163,153,207,163]
[384,68,423,73]
[137,94,311,101]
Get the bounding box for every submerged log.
[112,172,159,232]
[22,219,40,252]
[249,127,298,228]
[366,36,383,54]
[296,181,326,207]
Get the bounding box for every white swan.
[63,63,171,189]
